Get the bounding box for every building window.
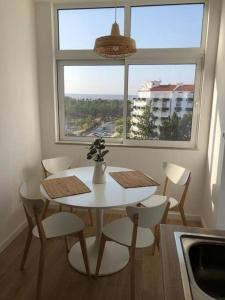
[55,1,206,148]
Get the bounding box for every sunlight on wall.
[206,80,222,211]
[204,0,225,227]
[205,77,224,221]
[209,82,222,196]
[207,81,217,175]
[205,75,223,222]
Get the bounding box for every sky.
[64,64,196,95]
[59,4,203,95]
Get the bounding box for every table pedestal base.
[68,236,129,276]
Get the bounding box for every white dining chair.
[41,156,93,225]
[41,156,73,178]
[20,180,90,300]
[95,199,169,300]
[141,162,191,225]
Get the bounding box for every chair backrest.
[163,162,190,186]
[19,181,44,219]
[41,156,73,177]
[126,199,169,228]
[20,181,47,243]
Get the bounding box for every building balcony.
[187,98,194,102]
[175,107,182,112]
[133,106,143,110]
[133,98,146,102]
[161,111,170,117]
[132,120,138,125]
[176,98,183,102]
[161,117,169,120]
[153,107,159,111]
[153,98,159,102]
[131,125,139,132]
[131,113,138,118]
[186,107,193,112]
[132,110,143,116]
[162,98,170,102]
[161,107,169,112]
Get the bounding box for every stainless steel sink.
[174,232,225,300]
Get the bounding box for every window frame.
[57,60,125,143]
[54,0,209,149]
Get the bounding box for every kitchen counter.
[160,224,225,300]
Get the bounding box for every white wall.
[36,1,220,220]
[0,0,42,251]
[202,0,225,228]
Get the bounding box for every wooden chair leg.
[130,215,138,300]
[36,244,46,300]
[59,204,62,212]
[95,234,106,276]
[42,200,50,218]
[69,206,73,212]
[153,225,160,255]
[64,236,70,253]
[180,207,187,226]
[130,251,136,300]
[88,209,93,226]
[20,229,33,270]
[78,231,90,275]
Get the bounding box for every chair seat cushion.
[33,212,84,239]
[103,217,154,248]
[141,194,178,209]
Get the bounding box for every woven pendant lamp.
[94,6,136,58]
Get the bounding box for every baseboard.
[0,220,27,254]
[50,203,202,222]
[98,206,202,223]
[167,211,201,223]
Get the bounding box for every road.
[87,121,116,137]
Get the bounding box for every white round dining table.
[40,166,157,276]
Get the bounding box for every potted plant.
[87,137,109,184]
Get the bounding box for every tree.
[159,112,193,141]
[115,118,123,135]
[178,113,192,141]
[136,105,158,139]
[159,112,179,140]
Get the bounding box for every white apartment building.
[130,81,194,137]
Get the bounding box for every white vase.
[92,161,107,184]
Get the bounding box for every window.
[131,4,204,48]
[55,1,207,148]
[59,64,124,140]
[127,64,196,141]
[58,8,124,50]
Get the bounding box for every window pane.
[127,64,196,141]
[63,65,124,138]
[131,4,204,48]
[58,8,124,50]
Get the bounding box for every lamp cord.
[115,1,117,23]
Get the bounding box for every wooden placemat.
[109,170,160,188]
[42,176,91,199]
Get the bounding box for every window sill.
[55,140,198,150]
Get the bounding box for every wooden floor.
[0,209,201,300]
